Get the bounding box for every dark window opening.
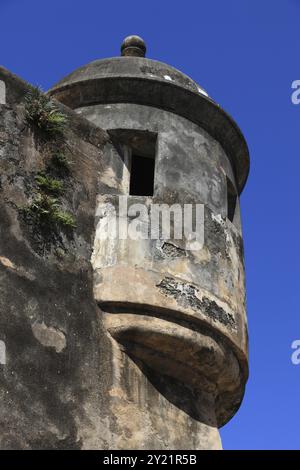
[227,177,237,222]
[129,154,155,196]
[108,129,157,197]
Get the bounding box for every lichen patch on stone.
[31,322,66,353]
[156,276,236,330]
[160,241,186,258]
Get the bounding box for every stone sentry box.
[50,36,250,449]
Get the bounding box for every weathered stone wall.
[0,69,115,449]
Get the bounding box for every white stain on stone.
[0,81,6,104]
[100,166,119,190]
[0,340,6,364]
[32,322,66,353]
[164,75,173,81]
[0,256,15,269]
[92,199,118,269]
[198,87,209,97]
[211,212,224,225]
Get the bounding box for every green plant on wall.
[53,210,77,228]
[35,174,63,194]
[22,86,77,240]
[51,152,72,173]
[24,86,67,135]
[26,193,76,229]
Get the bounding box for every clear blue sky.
[1,0,299,450]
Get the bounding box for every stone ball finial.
[121,35,146,57]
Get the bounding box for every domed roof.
[49,36,249,193]
[51,57,209,98]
